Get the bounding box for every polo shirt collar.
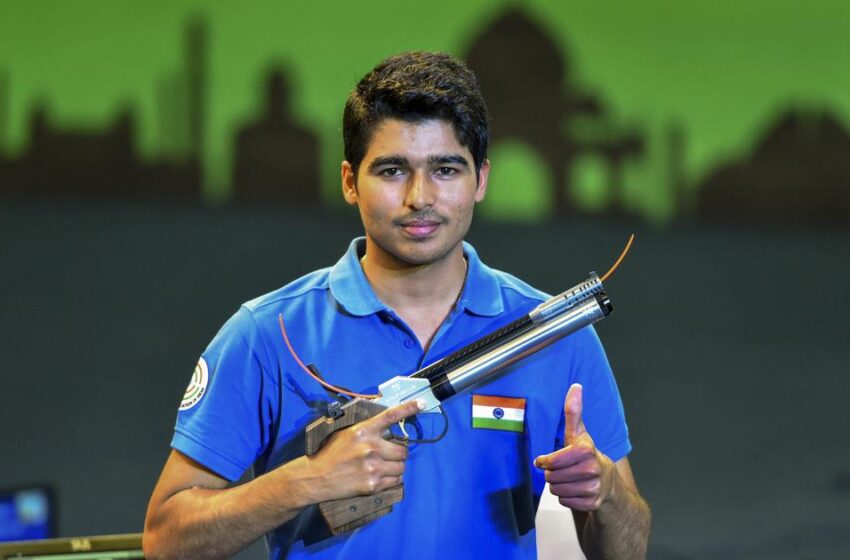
[328,238,386,316]
[459,241,503,316]
[328,237,504,317]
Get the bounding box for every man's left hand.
[534,383,616,511]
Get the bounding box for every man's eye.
[379,167,403,177]
[436,167,457,176]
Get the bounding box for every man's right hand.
[305,399,424,503]
[144,399,425,559]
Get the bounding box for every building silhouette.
[231,68,321,206]
[0,71,8,153]
[185,17,206,165]
[0,18,207,202]
[697,109,850,226]
[464,8,644,217]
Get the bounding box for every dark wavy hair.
[343,51,490,180]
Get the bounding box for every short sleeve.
[171,306,278,481]
[555,326,632,462]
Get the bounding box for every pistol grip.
[304,398,408,534]
[318,483,404,535]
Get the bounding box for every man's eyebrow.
[367,156,408,173]
[428,154,470,167]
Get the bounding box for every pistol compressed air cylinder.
[378,276,612,410]
[428,290,612,402]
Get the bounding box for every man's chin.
[367,233,463,268]
[389,243,455,268]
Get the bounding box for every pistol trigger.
[382,422,409,444]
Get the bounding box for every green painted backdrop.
[1,0,848,222]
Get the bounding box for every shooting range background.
[2,1,849,558]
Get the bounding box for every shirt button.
[403,339,415,349]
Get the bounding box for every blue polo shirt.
[172,238,631,559]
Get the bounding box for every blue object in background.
[0,486,54,542]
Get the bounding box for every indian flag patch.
[472,395,526,433]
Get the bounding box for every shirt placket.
[376,310,424,374]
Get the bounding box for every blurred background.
[1,1,848,558]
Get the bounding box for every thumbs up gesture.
[534,383,616,511]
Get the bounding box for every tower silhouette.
[185,16,206,164]
[231,68,321,206]
[0,71,8,155]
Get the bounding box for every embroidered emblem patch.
[179,357,209,411]
[472,394,526,432]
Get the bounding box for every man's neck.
[360,245,467,348]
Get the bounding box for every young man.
[144,52,650,559]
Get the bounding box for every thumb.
[564,383,586,443]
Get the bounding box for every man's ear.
[341,161,358,206]
[475,159,490,203]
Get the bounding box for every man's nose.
[405,171,436,209]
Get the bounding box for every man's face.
[341,118,489,268]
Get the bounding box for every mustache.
[393,210,448,225]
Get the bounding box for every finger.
[371,399,425,430]
[376,438,409,461]
[544,460,600,484]
[558,496,599,512]
[559,498,594,511]
[564,383,585,443]
[377,476,403,491]
[550,479,600,500]
[534,441,594,470]
[377,460,406,478]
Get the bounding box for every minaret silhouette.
[231,68,321,206]
[0,71,8,154]
[185,16,206,165]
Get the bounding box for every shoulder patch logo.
[179,357,209,411]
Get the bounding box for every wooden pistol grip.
[318,483,404,535]
[304,399,408,534]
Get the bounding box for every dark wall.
[1,202,848,559]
